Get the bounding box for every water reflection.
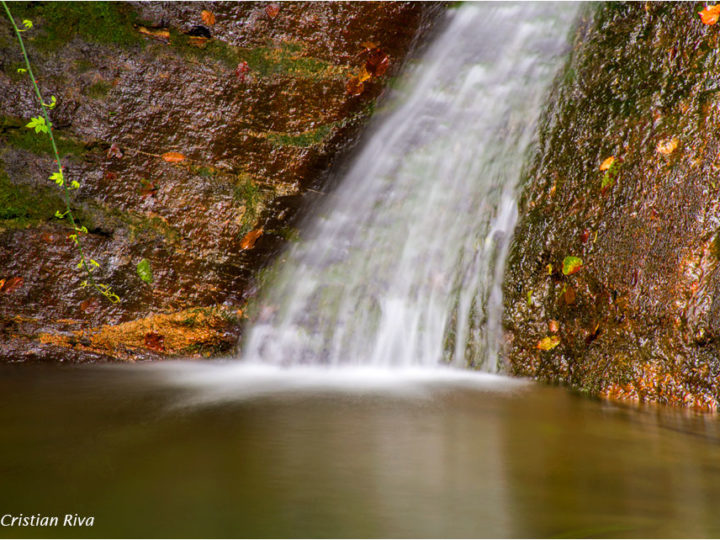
[1,365,720,538]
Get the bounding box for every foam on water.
[142,361,528,405]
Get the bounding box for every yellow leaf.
[599,156,615,171]
[137,26,170,42]
[161,151,186,163]
[201,10,216,26]
[358,66,372,83]
[656,138,678,155]
[536,336,560,351]
[700,5,720,25]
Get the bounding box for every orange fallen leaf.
[0,276,23,293]
[188,36,210,48]
[137,25,170,42]
[346,76,364,96]
[161,151,186,163]
[548,320,560,333]
[144,331,165,352]
[537,336,560,351]
[241,228,263,250]
[700,4,720,25]
[599,156,615,171]
[656,138,678,155]
[201,10,216,26]
[265,3,280,19]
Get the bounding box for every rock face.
[0,2,442,362]
[504,3,720,410]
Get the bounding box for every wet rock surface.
[0,1,443,362]
[505,3,720,410]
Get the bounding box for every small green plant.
[2,2,119,303]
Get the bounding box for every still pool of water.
[1,363,720,538]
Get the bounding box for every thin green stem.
[2,2,119,302]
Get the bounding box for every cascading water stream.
[240,3,578,371]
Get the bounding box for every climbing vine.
[2,1,119,302]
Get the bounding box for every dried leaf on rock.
[346,76,364,96]
[0,277,23,293]
[358,66,372,83]
[265,3,280,19]
[365,48,390,77]
[201,10,216,26]
[188,36,210,48]
[656,138,678,155]
[241,228,263,250]
[107,143,123,159]
[537,336,560,351]
[700,5,720,25]
[80,297,100,313]
[599,156,615,171]
[161,151,186,163]
[144,332,165,352]
[562,256,583,275]
[361,41,378,51]
[137,26,170,42]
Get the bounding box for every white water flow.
[241,3,577,370]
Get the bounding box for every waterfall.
[240,3,578,370]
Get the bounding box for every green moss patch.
[233,173,264,235]
[239,43,338,79]
[84,81,112,99]
[267,124,333,148]
[0,165,64,228]
[168,29,239,69]
[11,2,145,51]
[2,124,87,158]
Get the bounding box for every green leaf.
[77,260,84,269]
[54,210,68,219]
[49,171,64,186]
[22,19,33,30]
[26,116,49,134]
[89,259,100,268]
[136,258,153,284]
[562,256,583,276]
[16,68,27,74]
[44,95,57,110]
[70,180,80,190]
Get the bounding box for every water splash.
[241,3,578,370]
